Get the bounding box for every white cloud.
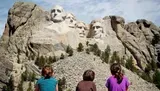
[40,0,160,25]
[0,0,160,35]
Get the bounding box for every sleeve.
[35,79,40,91]
[105,78,110,88]
[55,79,58,85]
[125,77,130,88]
[92,82,97,91]
[36,79,40,85]
[76,83,79,91]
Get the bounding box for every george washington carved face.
[51,5,65,23]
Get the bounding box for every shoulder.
[123,75,129,80]
[51,77,57,80]
[107,75,114,80]
[77,80,84,85]
[38,77,44,81]
[51,77,58,82]
[37,77,44,84]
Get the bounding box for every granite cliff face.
[0,1,160,91]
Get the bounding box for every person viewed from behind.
[35,65,58,91]
[76,69,96,91]
[105,63,130,91]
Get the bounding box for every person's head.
[83,70,95,81]
[110,63,122,75]
[110,63,123,84]
[41,65,53,79]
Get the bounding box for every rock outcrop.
[0,2,80,90]
[0,1,160,91]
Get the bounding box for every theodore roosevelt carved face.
[76,22,87,37]
[92,22,104,39]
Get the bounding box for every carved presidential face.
[76,22,86,37]
[51,5,65,22]
[92,22,104,38]
[65,13,76,27]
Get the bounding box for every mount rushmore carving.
[0,2,160,91]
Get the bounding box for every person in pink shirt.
[105,63,130,91]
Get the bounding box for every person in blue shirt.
[35,65,58,91]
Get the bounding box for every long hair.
[41,65,53,79]
[110,63,123,84]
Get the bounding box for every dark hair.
[41,65,53,79]
[83,70,95,81]
[110,63,123,84]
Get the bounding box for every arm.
[126,87,128,91]
[92,83,97,91]
[56,84,58,91]
[105,78,110,91]
[107,88,110,91]
[125,77,130,91]
[35,85,39,91]
[76,86,79,91]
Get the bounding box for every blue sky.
[0,0,160,35]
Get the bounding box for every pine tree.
[91,43,101,56]
[93,43,98,52]
[86,41,89,46]
[7,76,14,91]
[22,70,28,81]
[125,56,137,72]
[153,70,160,89]
[31,72,36,82]
[48,56,53,64]
[52,56,57,63]
[68,48,73,56]
[17,80,23,91]
[96,49,101,57]
[60,53,64,59]
[66,45,73,56]
[77,43,84,52]
[66,45,71,53]
[58,77,66,91]
[140,72,152,82]
[110,51,121,64]
[39,56,45,68]
[102,45,111,63]
[35,57,40,67]
[145,63,152,74]
[17,49,21,63]
[151,59,157,71]
[85,48,90,54]
[27,81,32,91]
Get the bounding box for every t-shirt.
[36,77,58,91]
[76,80,96,91]
[105,75,129,91]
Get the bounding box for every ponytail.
[110,63,123,84]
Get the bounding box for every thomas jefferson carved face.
[51,5,65,23]
[76,22,86,37]
[65,13,76,27]
[92,22,104,39]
